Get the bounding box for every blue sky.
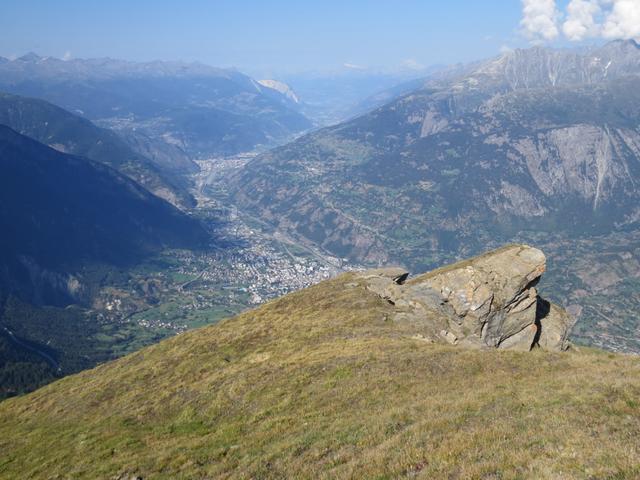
[0,1,627,75]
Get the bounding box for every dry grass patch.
[1,274,639,479]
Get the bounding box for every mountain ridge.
[0,54,313,157]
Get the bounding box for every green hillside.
[1,249,639,479]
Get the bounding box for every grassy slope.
[1,273,639,479]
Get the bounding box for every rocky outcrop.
[361,244,573,352]
[536,300,573,352]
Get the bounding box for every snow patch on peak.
[258,79,300,104]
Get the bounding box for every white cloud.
[521,0,640,43]
[62,51,72,61]
[520,0,561,42]
[601,0,640,40]
[563,0,602,40]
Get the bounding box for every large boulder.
[361,244,573,351]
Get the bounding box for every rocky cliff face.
[361,245,572,352]
[440,40,640,92]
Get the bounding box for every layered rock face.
[361,244,573,352]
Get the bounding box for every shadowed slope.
[0,92,195,207]
[0,125,208,305]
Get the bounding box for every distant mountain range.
[228,40,640,352]
[280,65,445,124]
[0,53,313,157]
